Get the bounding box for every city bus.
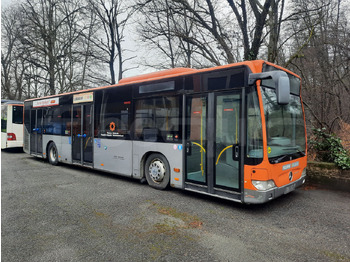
[1,100,24,149]
[23,60,307,204]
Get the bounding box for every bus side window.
[134,96,180,142]
[98,88,131,139]
[61,105,71,136]
[43,107,61,135]
[12,106,23,124]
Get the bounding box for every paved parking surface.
[2,149,350,261]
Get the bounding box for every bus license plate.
[284,183,296,194]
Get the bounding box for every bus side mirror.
[276,76,290,105]
[248,70,290,105]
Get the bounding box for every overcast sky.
[1,0,18,8]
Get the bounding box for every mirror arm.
[248,70,290,105]
[248,71,288,87]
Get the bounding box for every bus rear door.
[72,104,93,166]
[30,109,44,155]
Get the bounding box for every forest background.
[1,0,350,165]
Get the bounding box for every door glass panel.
[30,109,43,154]
[37,109,43,154]
[186,96,207,184]
[72,106,81,161]
[83,104,93,163]
[215,94,240,189]
[30,110,36,154]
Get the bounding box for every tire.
[48,142,59,166]
[144,153,170,190]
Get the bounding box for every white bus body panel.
[1,132,7,149]
[1,104,23,149]
[9,123,24,147]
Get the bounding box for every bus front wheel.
[48,142,59,166]
[145,153,170,190]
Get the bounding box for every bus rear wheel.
[48,142,59,166]
[145,153,170,190]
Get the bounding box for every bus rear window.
[12,106,23,124]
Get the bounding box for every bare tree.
[136,0,234,68]
[226,0,271,60]
[174,0,236,64]
[88,0,134,84]
[137,0,287,66]
[1,7,22,100]
[136,0,200,69]
[79,5,102,89]
[21,0,57,95]
[138,0,179,69]
[55,0,86,93]
[267,0,285,62]
[19,0,83,95]
[287,0,350,133]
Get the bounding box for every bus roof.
[24,60,300,102]
[118,67,198,85]
[1,99,24,105]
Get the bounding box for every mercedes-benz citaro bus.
[1,100,24,149]
[23,60,307,204]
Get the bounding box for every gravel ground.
[2,148,350,262]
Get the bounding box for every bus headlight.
[302,168,306,177]
[252,180,276,191]
[301,168,306,184]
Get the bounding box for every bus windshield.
[260,86,306,163]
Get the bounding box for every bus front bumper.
[243,175,306,204]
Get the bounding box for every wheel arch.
[140,151,161,179]
[45,140,55,159]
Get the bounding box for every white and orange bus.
[1,100,24,149]
[23,60,307,204]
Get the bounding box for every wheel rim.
[148,158,166,183]
[50,146,57,161]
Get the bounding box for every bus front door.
[185,91,242,198]
[72,104,93,166]
[30,109,43,155]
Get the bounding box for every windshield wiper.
[272,154,293,164]
[282,146,306,155]
[297,149,306,156]
[272,150,305,164]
